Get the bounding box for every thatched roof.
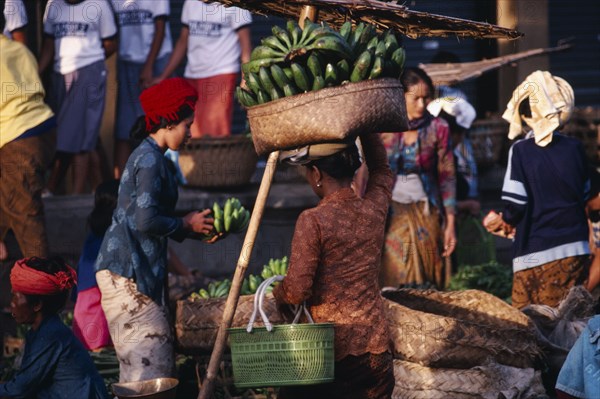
[206,0,523,40]
[419,43,572,86]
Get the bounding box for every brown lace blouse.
[273,134,394,360]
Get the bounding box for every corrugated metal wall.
[548,0,600,107]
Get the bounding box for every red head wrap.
[139,77,198,131]
[10,258,77,296]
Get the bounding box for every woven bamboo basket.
[383,289,542,369]
[247,78,409,156]
[174,294,284,354]
[469,117,508,168]
[178,136,258,188]
[391,359,547,399]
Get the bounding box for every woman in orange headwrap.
[0,257,109,399]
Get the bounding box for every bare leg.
[72,152,91,194]
[586,249,600,292]
[46,151,74,194]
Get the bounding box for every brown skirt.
[512,255,590,309]
[380,201,449,289]
[277,351,394,399]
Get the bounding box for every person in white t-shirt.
[111,0,173,178]
[154,0,252,138]
[2,0,27,45]
[38,0,117,195]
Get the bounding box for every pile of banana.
[190,279,232,300]
[187,257,290,300]
[236,20,406,107]
[203,198,250,241]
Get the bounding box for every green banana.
[237,207,250,231]
[272,25,293,50]
[256,89,271,104]
[390,47,406,76]
[214,217,223,234]
[366,36,379,52]
[250,45,284,61]
[298,19,318,46]
[282,67,294,81]
[339,20,352,41]
[312,75,325,91]
[208,282,217,297]
[241,278,250,295]
[223,199,232,232]
[235,87,258,108]
[349,22,365,48]
[286,20,302,47]
[307,37,353,60]
[212,202,222,219]
[324,63,338,87]
[270,64,291,90]
[242,57,285,74]
[269,86,283,100]
[350,50,373,82]
[369,56,384,79]
[245,72,262,95]
[336,59,351,82]
[258,66,276,94]
[375,40,387,58]
[384,32,399,55]
[283,84,298,97]
[306,53,323,80]
[261,36,289,53]
[199,289,210,299]
[291,63,311,92]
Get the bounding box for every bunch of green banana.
[189,279,232,300]
[343,22,406,83]
[241,274,264,295]
[237,21,406,108]
[260,256,289,279]
[203,198,251,241]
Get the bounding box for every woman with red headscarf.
[0,257,109,399]
[95,78,215,383]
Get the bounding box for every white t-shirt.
[181,0,252,79]
[3,0,27,38]
[43,0,117,74]
[111,0,173,63]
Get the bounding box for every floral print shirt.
[96,137,187,305]
[383,117,456,214]
[273,134,394,361]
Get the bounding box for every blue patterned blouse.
[95,137,188,305]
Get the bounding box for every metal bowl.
[112,378,179,399]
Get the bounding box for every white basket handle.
[246,275,314,333]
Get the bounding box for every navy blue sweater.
[501,133,590,271]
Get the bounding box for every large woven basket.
[469,116,508,168]
[383,289,542,369]
[174,294,284,354]
[178,136,258,188]
[247,78,409,155]
[392,359,547,399]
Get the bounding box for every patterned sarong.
[380,201,448,289]
[96,270,175,382]
[511,255,589,309]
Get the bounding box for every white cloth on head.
[427,96,476,129]
[502,70,574,147]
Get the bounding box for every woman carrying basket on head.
[95,78,215,383]
[273,133,395,399]
[379,67,457,289]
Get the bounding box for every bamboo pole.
[198,150,280,399]
[299,5,318,28]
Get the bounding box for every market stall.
[168,2,525,398]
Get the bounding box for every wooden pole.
[198,150,280,399]
[299,5,318,28]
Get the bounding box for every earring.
[316,182,322,187]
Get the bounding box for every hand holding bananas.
[200,198,251,241]
[183,209,214,235]
[237,20,406,107]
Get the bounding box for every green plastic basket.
[228,276,335,388]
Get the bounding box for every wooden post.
[299,5,319,28]
[198,151,280,399]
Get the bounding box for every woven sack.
[247,78,409,155]
[469,117,508,167]
[383,289,542,369]
[392,359,548,399]
[175,294,284,354]
[178,136,258,188]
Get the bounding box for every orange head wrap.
[10,258,77,295]
[139,77,198,131]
